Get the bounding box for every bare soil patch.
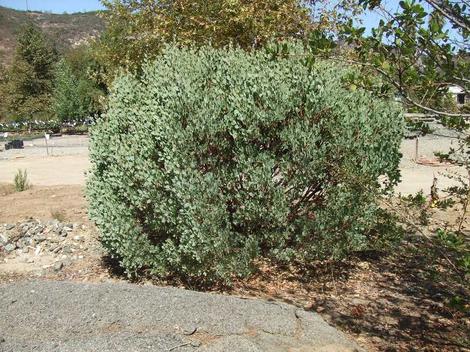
[0,185,88,224]
[0,134,89,186]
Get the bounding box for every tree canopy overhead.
[339,0,469,117]
[98,0,314,71]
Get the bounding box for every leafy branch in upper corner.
[309,0,469,118]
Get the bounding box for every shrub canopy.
[87,45,404,283]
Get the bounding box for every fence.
[0,119,94,133]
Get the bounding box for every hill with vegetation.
[0,6,104,66]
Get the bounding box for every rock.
[31,225,44,235]
[73,235,83,242]
[52,224,64,235]
[19,224,31,235]
[0,233,8,245]
[34,235,46,243]
[16,237,32,249]
[53,262,64,272]
[182,326,198,335]
[5,224,15,231]
[4,243,16,253]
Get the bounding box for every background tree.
[53,59,85,122]
[97,0,314,73]
[2,23,58,121]
[0,64,8,121]
[53,46,105,122]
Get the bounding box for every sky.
[0,0,105,13]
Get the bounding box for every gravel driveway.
[0,280,362,352]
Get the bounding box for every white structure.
[448,85,467,105]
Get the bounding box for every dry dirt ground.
[0,134,469,352]
[0,184,88,224]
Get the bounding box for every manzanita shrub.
[87,45,404,283]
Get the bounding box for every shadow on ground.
[226,236,470,352]
[96,232,470,351]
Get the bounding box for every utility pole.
[26,0,29,11]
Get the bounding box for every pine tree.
[3,23,58,121]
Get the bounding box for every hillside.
[0,6,105,66]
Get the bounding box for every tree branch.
[426,0,470,32]
[332,57,470,118]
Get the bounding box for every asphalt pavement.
[0,280,363,352]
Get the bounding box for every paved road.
[0,281,362,352]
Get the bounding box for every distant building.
[448,85,468,105]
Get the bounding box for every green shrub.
[87,45,404,283]
[14,169,30,192]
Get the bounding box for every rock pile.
[0,218,100,273]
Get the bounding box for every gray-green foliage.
[87,45,404,283]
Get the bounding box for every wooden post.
[44,133,50,156]
[415,137,419,162]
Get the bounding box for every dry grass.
[0,183,15,196]
[50,209,66,222]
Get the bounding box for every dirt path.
[0,155,89,186]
